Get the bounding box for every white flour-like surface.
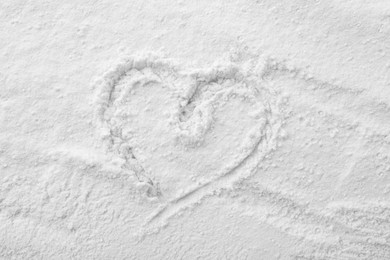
[1,0,390,259]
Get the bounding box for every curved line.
[145,133,267,227]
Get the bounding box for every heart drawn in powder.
[95,54,283,208]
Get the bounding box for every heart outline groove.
[95,53,284,230]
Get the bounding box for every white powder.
[1,0,390,259]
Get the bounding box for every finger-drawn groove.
[95,54,284,231]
